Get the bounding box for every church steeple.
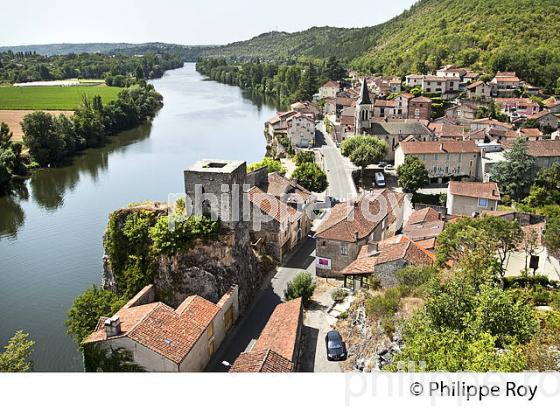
[357,77,371,105]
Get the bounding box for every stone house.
[428,123,465,139]
[402,207,445,251]
[408,96,432,121]
[526,110,559,131]
[373,99,397,118]
[393,93,415,118]
[365,120,435,161]
[230,297,303,372]
[315,189,406,277]
[466,81,492,100]
[395,140,481,182]
[83,284,239,372]
[446,181,500,216]
[491,72,522,97]
[470,118,513,133]
[445,103,478,125]
[495,98,540,117]
[247,186,308,262]
[501,139,560,169]
[319,80,340,99]
[341,235,436,291]
[287,112,315,148]
[290,101,321,120]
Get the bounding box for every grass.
[0,85,122,110]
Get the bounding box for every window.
[341,243,349,256]
[479,198,489,207]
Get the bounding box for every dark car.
[326,330,347,361]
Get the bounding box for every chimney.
[104,315,121,337]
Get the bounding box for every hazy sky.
[1,0,418,47]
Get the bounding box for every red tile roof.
[399,140,479,154]
[406,207,442,226]
[316,190,405,242]
[253,298,302,362]
[229,349,293,373]
[341,235,435,276]
[448,181,500,201]
[248,186,300,223]
[266,172,312,203]
[501,139,560,157]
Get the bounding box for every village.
[80,64,560,374]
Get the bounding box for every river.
[0,63,278,371]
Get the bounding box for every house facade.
[83,284,239,372]
[466,81,492,99]
[446,181,500,216]
[395,140,481,181]
[319,80,340,99]
[315,189,406,277]
[287,113,315,148]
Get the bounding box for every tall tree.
[397,156,430,193]
[0,331,34,372]
[490,138,536,202]
[21,111,65,166]
[297,64,318,101]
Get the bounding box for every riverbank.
[0,63,275,371]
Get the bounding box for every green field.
[0,85,122,110]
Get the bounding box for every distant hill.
[204,0,560,91]
[4,0,560,90]
[0,42,213,61]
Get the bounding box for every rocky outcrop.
[102,202,266,313]
[151,225,263,311]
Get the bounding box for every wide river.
[0,63,277,371]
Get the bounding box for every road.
[316,124,357,201]
[206,236,317,372]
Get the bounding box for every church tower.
[355,77,373,135]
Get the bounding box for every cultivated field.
[0,110,74,141]
[0,85,121,110]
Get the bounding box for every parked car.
[374,172,386,187]
[326,330,347,361]
[385,164,395,171]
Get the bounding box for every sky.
[0,0,418,47]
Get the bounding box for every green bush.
[284,271,316,307]
[292,162,328,192]
[366,287,401,318]
[294,150,315,166]
[331,288,348,304]
[247,157,287,175]
[531,286,553,306]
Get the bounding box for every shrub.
[292,162,328,192]
[531,286,553,306]
[396,265,436,289]
[284,271,316,307]
[366,287,401,318]
[66,285,125,345]
[247,157,287,175]
[294,150,315,166]
[331,288,348,304]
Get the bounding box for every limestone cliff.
[102,202,267,312]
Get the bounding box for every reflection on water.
[0,63,276,371]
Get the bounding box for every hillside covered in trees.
[204,0,560,92]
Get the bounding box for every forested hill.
[204,0,560,91]
[0,43,212,61]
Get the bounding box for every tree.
[323,57,346,81]
[544,215,560,257]
[341,135,387,185]
[66,285,125,345]
[294,150,315,166]
[490,138,536,202]
[73,96,106,148]
[526,311,560,371]
[21,111,65,166]
[292,162,328,192]
[483,216,522,276]
[0,331,34,372]
[297,64,318,101]
[397,156,429,193]
[247,157,287,175]
[284,271,316,307]
[0,122,13,149]
[524,163,560,207]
